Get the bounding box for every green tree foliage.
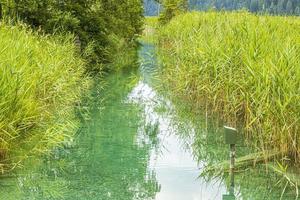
[101,0,144,41]
[250,0,259,12]
[296,6,300,14]
[277,0,285,13]
[145,0,300,16]
[145,0,300,17]
[190,0,300,15]
[286,0,294,13]
[158,0,188,24]
[0,0,144,72]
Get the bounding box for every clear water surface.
[0,43,297,200]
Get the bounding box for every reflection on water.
[127,79,226,200]
[0,70,160,200]
[0,43,298,200]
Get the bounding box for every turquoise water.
[0,43,298,200]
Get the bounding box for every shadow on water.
[0,42,298,200]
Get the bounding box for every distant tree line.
[189,0,300,15]
[0,0,144,72]
[154,0,188,23]
[144,0,300,15]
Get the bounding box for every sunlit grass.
[157,11,300,163]
[139,16,159,43]
[0,22,91,173]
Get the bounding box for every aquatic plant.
[157,11,300,163]
[0,22,90,173]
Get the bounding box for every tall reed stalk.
[0,22,90,172]
[157,11,300,163]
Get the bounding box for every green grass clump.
[0,23,90,172]
[139,17,159,43]
[157,11,300,162]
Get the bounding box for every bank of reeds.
[157,11,300,163]
[0,22,90,173]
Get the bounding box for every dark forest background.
[144,0,300,16]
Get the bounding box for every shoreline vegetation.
[0,23,90,173]
[0,0,144,174]
[141,11,300,191]
[1,0,299,197]
[155,11,300,165]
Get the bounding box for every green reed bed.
[157,11,300,163]
[139,17,159,43]
[0,23,90,173]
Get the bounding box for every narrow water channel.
[0,43,297,200]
